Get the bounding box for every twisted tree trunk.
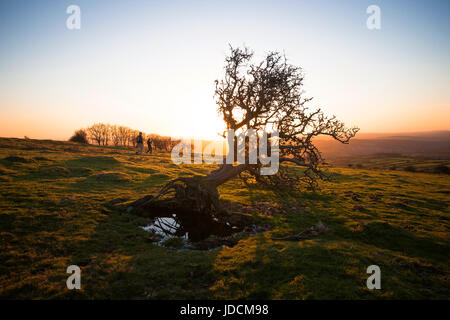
[129,163,249,217]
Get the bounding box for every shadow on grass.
[343,221,449,263]
[65,156,121,171]
[52,206,220,299]
[210,233,367,299]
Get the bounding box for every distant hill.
[314,131,450,161]
[352,131,450,141]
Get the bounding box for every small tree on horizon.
[69,129,89,144]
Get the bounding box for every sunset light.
[0,0,449,309]
[1,1,448,140]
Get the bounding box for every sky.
[0,0,449,140]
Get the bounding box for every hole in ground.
[140,207,247,249]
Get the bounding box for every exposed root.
[128,164,250,217]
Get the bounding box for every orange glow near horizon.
[0,93,449,141]
[0,1,449,141]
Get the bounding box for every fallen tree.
[129,46,358,218]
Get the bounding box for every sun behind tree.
[130,46,359,217]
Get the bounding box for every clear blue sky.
[0,0,449,139]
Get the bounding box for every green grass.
[0,137,448,299]
[338,154,450,174]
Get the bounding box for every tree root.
[127,177,225,217]
[128,164,250,218]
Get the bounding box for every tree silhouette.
[69,129,89,144]
[130,46,359,217]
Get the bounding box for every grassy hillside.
[314,133,450,161]
[0,138,448,299]
[331,154,450,174]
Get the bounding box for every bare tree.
[87,123,103,145]
[118,126,131,147]
[131,46,359,217]
[100,124,111,146]
[150,134,179,152]
[111,125,121,146]
[79,123,153,148]
[129,129,140,148]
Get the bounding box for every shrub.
[404,165,416,172]
[69,129,89,144]
[356,164,363,168]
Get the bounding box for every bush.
[404,165,416,172]
[69,129,89,144]
[355,164,363,168]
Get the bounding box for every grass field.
[0,137,448,299]
[331,153,450,174]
